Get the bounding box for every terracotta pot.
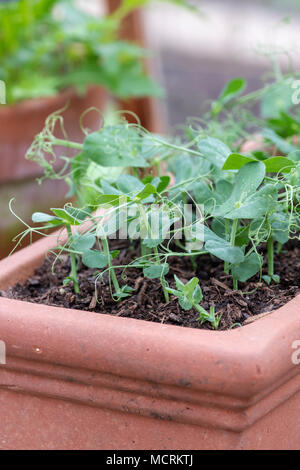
[0,86,106,183]
[0,236,300,450]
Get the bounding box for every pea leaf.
[232,252,262,282]
[71,233,96,253]
[83,126,149,168]
[82,250,109,269]
[143,264,169,279]
[96,194,130,207]
[223,153,296,174]
[51,208,82,226]
[224,184,278,220]
[222,153,256,170]
[218,78,246,104]
[116,174,144,194]
[135,183,156,201]
[205,240,245,264]
[197,137,231,168]
[263,156,296,173]
[213,161,266,218]
[212,78,246,115]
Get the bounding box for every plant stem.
[230,219,239,290]
[50,137,83,150]
[267,236,274,277]
[224,219,230,274]
[154,159,161,176]
[230,219,239,246]
[66,225,79,294]
[138,204,169,303]
[102,237,121,297]
[154,247,169,303]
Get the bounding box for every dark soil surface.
[1,240,299,331]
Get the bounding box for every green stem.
[267,236,274,277]
[102,237,121,297]
[224,219,230,274]
[154,247,169,303]
[154,159,161,176]
[230,219,239,246]
[66,225,79,294]
[230,219,239,290]
[138,204,169,303]
[50,137,83,150]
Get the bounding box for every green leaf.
[232,252,262,282]
[143,264,169,279]
[205,240,245,264]
[213,161,266,218]
[116,174,144,194]
[174,275,185,290]
[51,208,82,226]
[82,250,109,269]
[135,183,156,201]
[212,78,246,115]
[218,78,246,104]
[83,126,149,168]
[192,284,203,304]
[270,212,290,244]
[156,175,171,193]
[267,111,300,138]
[262,275,271,285]
[263,156,296,173]
[224,184,278,220]
[197,138,231,168]
[183,277,199,297]
[96,194,130,207]
[71,233,96,253]
[222,153,256,170]
[113,285,134,300]
[178,295,193,311]
[223,153,296,174]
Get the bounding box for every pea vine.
[11,74,300,329]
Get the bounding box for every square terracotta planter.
[0,235,300,450]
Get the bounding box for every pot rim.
[0,233,299,402]
[0,85,103,115]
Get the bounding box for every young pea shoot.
[167,276,221,330]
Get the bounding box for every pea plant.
[11,74,300,330]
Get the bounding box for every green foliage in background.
[0,0,170,103]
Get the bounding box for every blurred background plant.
[0,0,164,104]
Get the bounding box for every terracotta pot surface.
[0,236,300,450]
[0,86,106,183]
